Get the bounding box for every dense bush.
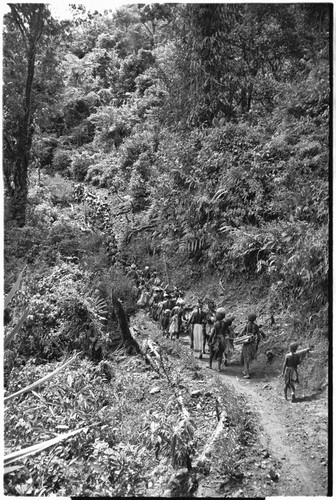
[51,148,72,175]
[71,151,93,181]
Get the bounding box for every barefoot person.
[282,342,311,402]
[238,312,266,379]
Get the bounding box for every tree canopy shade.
[3,4,58,226]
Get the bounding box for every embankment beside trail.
[132,308,329,497]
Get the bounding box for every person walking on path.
[187,300,207,358]
[204,300,216,355]
[238,312,266,379]
[282,342,311,402]
[222,316,236,366]
[208,308,227,371]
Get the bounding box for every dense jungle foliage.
[3,3,330,496]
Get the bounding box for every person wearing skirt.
[187,300,207,359]
[238,313,266,379]
[208,308,227,371]
[282,342,311,401]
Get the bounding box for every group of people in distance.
[126,263,311,399]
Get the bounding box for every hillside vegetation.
[3,3,330,496]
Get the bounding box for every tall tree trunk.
[6,5,45,227]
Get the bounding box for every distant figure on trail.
[161,309,172,337]
[222,316,236,366]
[169,301,185,340]
[282,342,311,402]
[149,287,164,321]
[208,307,227,371]
[126,263,139,286]
[238,313,266,379]
[172,299,186,340]
[161,291,176,312]
[148,271,161,288]
[187,300,207,358]
[204,300,216,355]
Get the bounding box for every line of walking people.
[127,264,312,397]
[183,299,266,378]
[126,263,267,380]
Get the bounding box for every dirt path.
[194,349,329,497]
[133,309,329,497]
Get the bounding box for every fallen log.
[195,407,228,467]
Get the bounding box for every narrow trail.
[195,350,328,497]
[133,310,328,497]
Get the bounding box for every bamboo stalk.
[4,266,27,308]
[4,354,79,402]
[4,307,29,349]
[4,426,88,465]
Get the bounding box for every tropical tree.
[3,4,63,226]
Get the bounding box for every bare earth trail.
[195,350,329,497]
[133,309,329,497]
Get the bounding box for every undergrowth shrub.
[71,151,93,181]
[8,262,111,365]
[4,355,162,496]
[51,148,72,176]
[119,130,155,176]
[27,173,73,208]
[85,156,122,189]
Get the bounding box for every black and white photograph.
[3,1,331,497]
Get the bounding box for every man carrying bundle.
[237,312,266,379]
[282,342,311,402]
[208,307,227,371]
[204,300,216,355]
[223,316,236,366]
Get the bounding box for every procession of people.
[125,262,311,396]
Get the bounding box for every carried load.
[234,334,254,345]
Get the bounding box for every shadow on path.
[293,392,323,403]
[196,353,269,381]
